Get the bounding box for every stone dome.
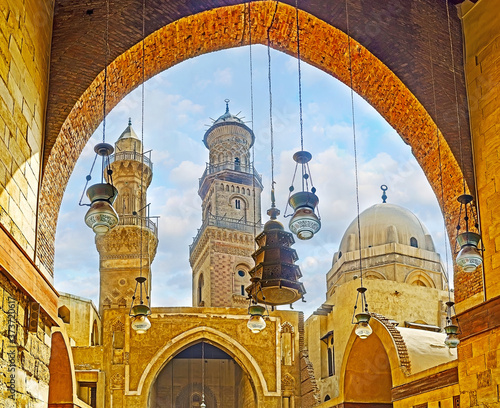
[334,203,436,265]
[203,100,254,149]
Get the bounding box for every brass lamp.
[443,300,460,348]
[286,151,321,240]
[455,194,483,272]
[352,287,372,340]
[129,277,152,334]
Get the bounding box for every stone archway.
[38,1,468,291]
[149,342,255,408]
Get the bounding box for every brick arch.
[38,2,466,282]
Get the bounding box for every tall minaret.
[95,119,158,314]
[189,101,263,308]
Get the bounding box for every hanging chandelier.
[284,0,320,241]
[246,193,306,307]
[79,0,118,234]
[455,194,482,272]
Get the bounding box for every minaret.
[189,101,263,308]
[95,119,158,314]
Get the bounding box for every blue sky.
[54,45,452,318]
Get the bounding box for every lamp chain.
[428,34,453,304]
[248,1,258,247]
[267,2,279,190]
[138,0,146,304]
[102,0,109,146]
[445,0,466,194]
[345,0,364,287]
[295,0,304,152]
[202,341,205,403]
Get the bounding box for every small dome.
[118,118,140,141]
[334,203,436,264]
[203,100,254,149]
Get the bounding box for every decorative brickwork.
[372,312,411,375]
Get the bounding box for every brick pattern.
[38,2,467,284]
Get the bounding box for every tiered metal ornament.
[129,277,152,334]
[286,151,321,240]
[455,194,483,272]
[443,300,460,348]
[246,191,306,307]
[83,143,119,234]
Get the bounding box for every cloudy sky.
[54,45,453,318]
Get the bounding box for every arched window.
[198,274,204,306]
[91,320,99,346]
[58,306,70,324]
[410,237,418,248]
[236,186,240,193]
[235,199,241,209]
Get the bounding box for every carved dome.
[333,203,436,265]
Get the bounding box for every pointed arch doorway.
[344,333,393,407]
[149,342,256,408]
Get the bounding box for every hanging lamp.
[129,0,153,334]
[444,1,483,273]
[246,191,306,306]
[79,0,118,234]
[284,0,320,241]
[246,15,305,309]
[352,287,372,339]
[247,302,267,333]
[443,300,460,348]
[344,0,372,339]
[455,194,482,272]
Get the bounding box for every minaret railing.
[118,215,158,238]
[199,161,262,187]
[109,151,153,171]
[189,214,261,255]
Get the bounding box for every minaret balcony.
[199,161,262,189]
[109,150,153,172]
[189,214,261,255]
[117,214,159,239]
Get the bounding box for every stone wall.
[0,0,53,270]
[0,270,51,406]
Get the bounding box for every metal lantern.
[286,151,321,240]
[455,194,483,272]
[81,142,119,235]
[352,287,372,340]
[246,201,306,306]
[129,277,152,334]
[84,182,119,234]
[247,304,266,333]
[443,300,460,348]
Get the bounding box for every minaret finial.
[381,184,388,203]
[128,117,132,126]
[224,99,230,113]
